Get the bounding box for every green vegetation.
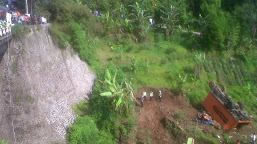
[17,0,257,143]
[0,139,8,144]
[12,24,31,40]
[67,116,114,144]
[194,130,219,144]
[48,24,67,49]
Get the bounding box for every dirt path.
[135,87,198,144]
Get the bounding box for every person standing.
[252,133,256,144]
[39,16,42,24]
[159,90,162,102]
[143,91,147,101]
[150,91,153,101]
[25,15,29,25]
[21,15,25,24]
[141,95,144,107]
[149,18,153,25]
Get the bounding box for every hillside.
[0,24,95,143]
[1,0,256,143]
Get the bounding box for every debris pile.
[196,112,221,129]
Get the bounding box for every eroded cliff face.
[0,24,96,143]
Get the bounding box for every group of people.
[11,11,30,25]
[0,20,11,36]
[141,90,162,107]
[10,11,47,25]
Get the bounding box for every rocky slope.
[0,24,96,143]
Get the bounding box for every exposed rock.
[0,24,96,143]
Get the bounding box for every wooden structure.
[203,91,252,130]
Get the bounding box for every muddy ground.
[135,87,256,144]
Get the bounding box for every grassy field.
[93,33,257,119]
[53,21,256,142]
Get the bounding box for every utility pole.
[25,0,28,14]
[31,0,33,16]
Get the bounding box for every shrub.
[12,24,31,40]
[67,116,114,144]
[49,24,67,49]
[63,21,96,65]
[0,139,8,144]
[187,90,207,107]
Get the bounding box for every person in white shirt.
[42,17,47,24]
[252,133,256,144]
[149,18,153,25]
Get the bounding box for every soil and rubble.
[135,87,256,144]
[0,24,95,143]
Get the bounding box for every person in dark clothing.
[159,90,162,102]
[141,95,144,107]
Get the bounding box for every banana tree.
[177,74,188,96]
[194,53,205,79]
[101,11,114,33]
[129,2,150,42]
[75,0,82,5]
[100,69,137,114]
[114,3,131,33]
[193,14,209,36]
[160,5,179,37]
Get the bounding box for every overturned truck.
[202,82,251,130]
